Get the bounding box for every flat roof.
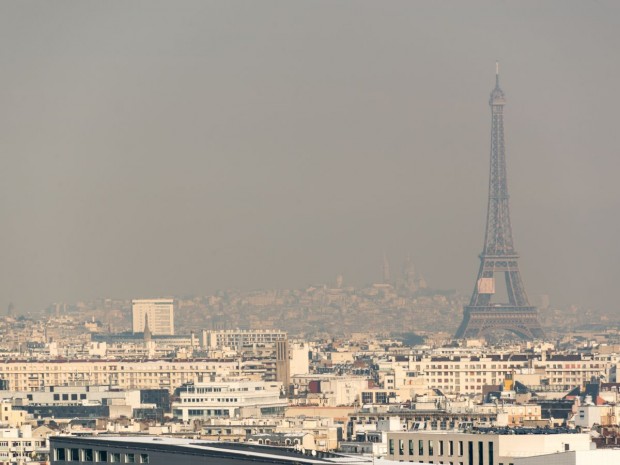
[50,435,394,464]
[388,427,585,436]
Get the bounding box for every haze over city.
[3,3,620,465]
[1,0,618,314]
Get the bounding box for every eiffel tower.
[455,64,544,340]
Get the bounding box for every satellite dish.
[311,450,317,456]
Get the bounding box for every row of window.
[186,409,229,416]
[389,438,496,465]
[54,448,148,463]
[182,397,239,403]
[0,441,44,447]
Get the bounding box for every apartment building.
[132,299,175,335]
[0,359,239,392]
[0,425,50,465]
[377,353,617,395]
[0,402,26,427]
[201,329,286,351]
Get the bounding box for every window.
[478,441,483,465]
[82,449,93,462]
[62,394,69,401]
[419,439,424,455]
[389,439,394,455]
[53,394,60,401]
[468,442,473,465]
[55,448,66,461]
[71,394,78,401]
[429,440,434,456]
[409,440,414,455]
[459,441,463,456]
[439,440,444,455]
[139,453,149,463]
[125,453,136,463]
[70,448,80,461]
[488,441,494,465]
[449,440,454,456]
[110,453,121,463]
[96,450,108,462]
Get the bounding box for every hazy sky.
[1,1,619,313]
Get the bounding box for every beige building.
[376,353,616,395]
[276,417,341,451]
[0,401,26,427]
[132,298,175,335]
[0,359,239,392]
[292,375,369,406]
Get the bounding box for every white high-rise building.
[132,298,175,335]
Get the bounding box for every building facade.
[172,380,287,421]
[201,329,286,351]
[132,299,174,335]
[386,429,591,465]
[376,353,616,395]
[0,359,239,392]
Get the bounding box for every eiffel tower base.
[455,305,544,340]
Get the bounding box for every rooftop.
[50,435,395,464]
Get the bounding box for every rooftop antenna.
[495,60,500,87]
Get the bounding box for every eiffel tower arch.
[455,65,544,340]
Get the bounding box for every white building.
[132,299,175,335]
[573,402,620,429]
[0,425,50,464]
[172,380,287,421]
[290,342,310,377]
[514,449,620,465]
[386,429,592,465]
[201,329,286,350]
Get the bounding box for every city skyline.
[0,1,618,315]
[1,3,620,464]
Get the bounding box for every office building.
[50,436,386,465]
[386,428,591,465]
[172,380,287,421]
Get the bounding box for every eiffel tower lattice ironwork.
[455,64,544,340]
